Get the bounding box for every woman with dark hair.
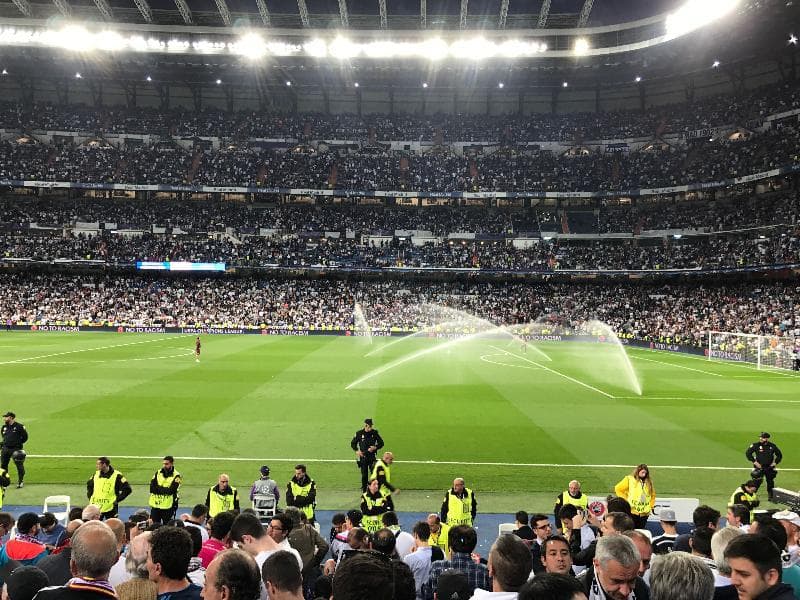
[614,464,655,529]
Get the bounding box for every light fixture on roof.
[74,72,82,79]
[146,75,152,81]
[573,37,590,56]
[1,69,7,75]
[562,81,568,87]
[790,34,798,45]
[215,78,222,84]
[286,80,292,86]
[635,76,642,82]
[712,60,720,67]
[665,0,740,40]
[498,82,504,88]
[231,33,268,59]
[422,82,428,88]
[354,82,359,88]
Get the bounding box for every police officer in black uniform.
[1,411,28,488]
[746,431,783,500]
[351,418,384,492]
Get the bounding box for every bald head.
[71,521,119,579]
[105,518,125,549]
[66,520,84,537]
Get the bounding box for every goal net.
[707,331,797,371]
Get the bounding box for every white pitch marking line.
[629,347,800,378]
[0,336,191,366]
[614,396,800,404]
[489,345,615,399]
[631,354,723,377]
[24,453,799,471]
[479,353,541,370]
[20,351,196,365]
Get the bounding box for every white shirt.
[108,553,130,587]
[470,590,518,600]
[185,521,209,543]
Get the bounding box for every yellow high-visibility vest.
[208,486,238,517]
[149,470,181,510]
[445,488,474,527]
[289,480,314,520]
[90,470,123,514]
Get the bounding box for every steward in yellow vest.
[730,479,760,522]
[614,465,655,528]
[286,464,317,523]
[427,514,451,556]
[441,478,476,527]
[149,455,182,523]
[360,479,395,533]
[86,456,133,519]
[0,468,10,508]
[553,480,588,529]
[205,473,240,517]
[370,452,398,497]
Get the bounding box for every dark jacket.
[286,475,316,508]
[1,422,28,449]
[746,441,782,467]
[577,565,650,600]
[86,467,132,509]
[755,584,796,600]
[350,428,384,465]
[35,579,118,600]
[36,547,73,586]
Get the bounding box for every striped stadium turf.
[1,330,797,514]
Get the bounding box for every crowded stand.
[1,275,795,346]
[0,121,798,193]
[0,79,798,142]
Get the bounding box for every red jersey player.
[195,336,201,363]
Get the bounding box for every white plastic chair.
[498,522,517,536]
[43,495,71,525]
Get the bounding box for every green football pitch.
[1,330,797,514]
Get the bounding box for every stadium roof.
[0,0,681,30]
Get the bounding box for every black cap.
[6,566,49,600]
[3,412,15,418]
[761,432,771,438]
[364,418,373,426]
[260,465,270,476]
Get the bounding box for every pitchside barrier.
[6,323,710,356]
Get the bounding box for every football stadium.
[0,0,799,597]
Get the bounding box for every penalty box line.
[488,345,615,399]
[26,454,794,471]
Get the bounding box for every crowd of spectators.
[0,79,798,142]
[0,119,798,192]
[3,230,800,271]
[1,275,795,346]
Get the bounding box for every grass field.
[1,330,798,515]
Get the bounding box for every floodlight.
[232,33,267,59]
[215,78,222,84]
[96,30,126,52]
[665,0,740,40]
[712,60,720,67]
[304,38,328,58]
[330,36,360,59]
[790,34,798,45]
[354,82,359,87]
[498,82,504,88]
[75,72,82,79]
[562,81,568,87]
[417,38,448,61]
[635,76,642,82]
[286,80,292,86]
[451,37,495,59]
[422,82,428,88]
[573,37,590,55]
[1,69,7,75]
[146,75,152,81]
[363,41,398,58]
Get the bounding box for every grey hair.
[649,552,714,600]
[71,520,119,579]
[595,535,640,569]
[711,526,745,576]
[125,531,152,578]
[81,505,101,521]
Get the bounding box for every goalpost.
[707,331,797,371]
